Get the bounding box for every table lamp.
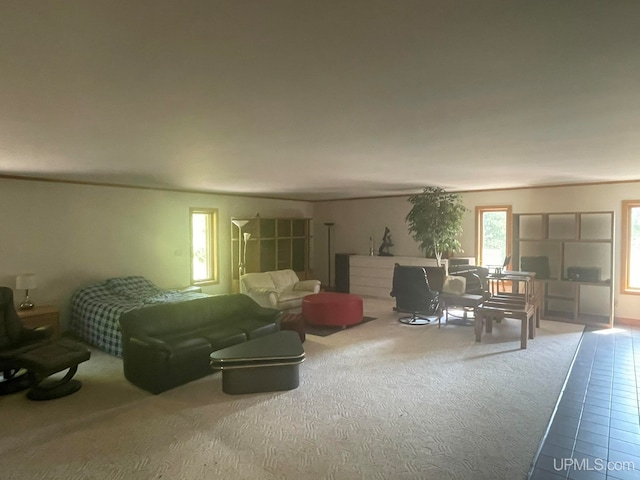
[16,273,37,310]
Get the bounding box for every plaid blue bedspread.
[69,276,209,357]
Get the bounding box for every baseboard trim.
[614,316,640,326]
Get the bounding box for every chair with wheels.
[390,264,442,325]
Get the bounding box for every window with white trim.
[190,208,219,285]
[476,205,512,268]
[621,200,640,294]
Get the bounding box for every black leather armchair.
[0,287,52,394]
[390,264,442,325]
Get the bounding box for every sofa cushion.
[269,269,300,292]
[242,272,275,292]
[275,293,309,312]
[197,327,247,351]
[442,275,467,296]
[278,292,306,302]
[154,333,211,357]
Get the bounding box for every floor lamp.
[231,219,249,278]
[242,232,251,274]
[324,222,334,290]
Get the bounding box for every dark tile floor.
[529,325,640,480]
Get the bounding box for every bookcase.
[512,211,614,326]
[231,217,311,290]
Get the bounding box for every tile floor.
[529,324,640,480]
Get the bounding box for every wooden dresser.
[17,305,60,339]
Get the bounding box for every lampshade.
[243,232,251,241]
[231,219,249,229]
[16,273,37,290]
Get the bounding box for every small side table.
[17,305,60,339]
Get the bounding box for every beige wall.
[0,177,312,328]
[313,181,640,321]
[3,176,639,328]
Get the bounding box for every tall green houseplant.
[406,186,467,266]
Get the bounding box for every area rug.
[444,307,476,326]
[304,315,377,337]
[280,313,377,337]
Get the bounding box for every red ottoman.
[302,292,363,328]
[280,313,306,343]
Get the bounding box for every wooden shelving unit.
[512,211,614,327]
[231,217,311,291]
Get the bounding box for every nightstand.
[17,305,60,339]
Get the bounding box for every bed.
[69,276,209,357]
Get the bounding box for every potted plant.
[405,186,467,266]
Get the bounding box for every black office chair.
[0,286,52,395]
[390,264,442,325]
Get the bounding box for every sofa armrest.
[251,305,283,325]
[293,279,321,293]
[244,288,279,308]
[122,336,172,394]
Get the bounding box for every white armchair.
[240,269,321,311]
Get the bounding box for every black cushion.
[390,264,441,315]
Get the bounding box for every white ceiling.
[1,1,640,201]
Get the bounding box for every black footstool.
[17,339,91,401]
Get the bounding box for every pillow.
[105,276,161,299]
[442,275,466,296]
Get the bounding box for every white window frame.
[190,208,219,285]
[621,200,640,294]
[475,205,512,268]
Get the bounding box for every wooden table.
[475,302,536,349]
[440,293,485,325]
[477,271,539,349]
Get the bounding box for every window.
[190,208,219,285]
[476,206,512,268]
[621,200,640,294]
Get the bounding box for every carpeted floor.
[0,297,584,480]
[304,315,377,337]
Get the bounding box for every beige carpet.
[0,298,584,480]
